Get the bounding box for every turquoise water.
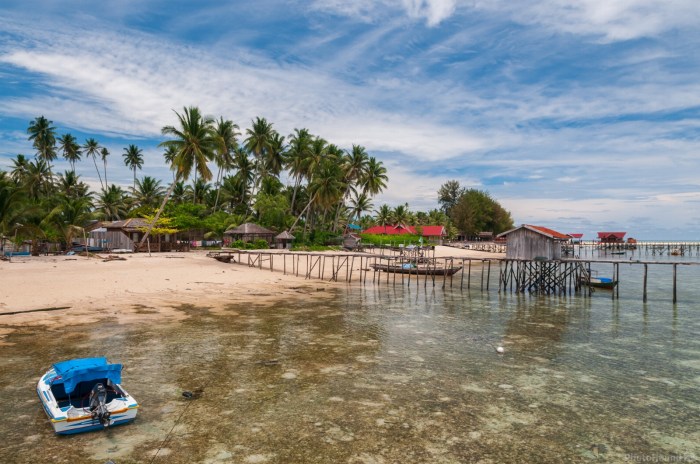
[0,264,698,463]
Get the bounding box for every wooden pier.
[207,250,699,303]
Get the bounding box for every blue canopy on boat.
[52,357,122,394]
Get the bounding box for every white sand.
[0,245,503,335]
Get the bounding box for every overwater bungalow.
[498,224,570,260]
[597,231,626,243]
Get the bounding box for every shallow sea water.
[1,263,699,463]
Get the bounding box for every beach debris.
[182,388,204,399]
[256,359,280,366]
[496,346,505,354]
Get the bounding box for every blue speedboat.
[37,358,139,434]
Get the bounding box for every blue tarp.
[52,357,122,394]
[347,224,362,230]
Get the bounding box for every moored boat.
[37,357,138,435]
[371,263,462,276]
[580,276,618,289]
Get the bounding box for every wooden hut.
[343,233,361,250]
[597,232,626,243]
[100,218,185,252]
[498,224,570,260]
[275,231,295,249]
[224,223,276,245]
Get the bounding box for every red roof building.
[362,224,446,238]
[597,232,626,243]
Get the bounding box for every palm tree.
[138,106,216,249]
[232,146,254,212]
[96,185,129,221]
[122,144,144,190]
[58,133,81,173]
[212,117,239,211]
[289,156,344,232]
[162,145,178,182]
[265,132,286,178]
[333,144,369,231]
[349,191,373,223]
[27,116,57,167]
[44,195,94,250]
[10,154,30,183]
[375,204,392,234]
[25,159,54,200]
[57,170,90,199]
[244,117,275,202]
[132,176,165,209]
[100,147,110,186]
[362,156,388,196]
[392,203,410,226]
[83,138,104,190]
[285,128,312,213]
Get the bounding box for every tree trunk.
[92,156,104,191]
[137,180,177,251]
[288,192,317,232]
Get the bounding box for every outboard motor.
[89,383,111,427]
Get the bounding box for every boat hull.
[37,363,138,435]
[580,277,618,289]
[371,264,462,276]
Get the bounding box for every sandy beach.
[0,245,502,337]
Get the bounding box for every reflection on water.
[1,282,699,463]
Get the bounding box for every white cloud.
[474,0,700,42]
[311,0,457,26]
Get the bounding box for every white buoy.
[496,346,505,354]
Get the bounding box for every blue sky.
[1,0,699,239]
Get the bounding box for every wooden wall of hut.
[505,229,562,260]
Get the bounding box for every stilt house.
[497,225,570,260]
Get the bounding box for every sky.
[1,0,699,240]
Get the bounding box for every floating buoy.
[496,346,505,354]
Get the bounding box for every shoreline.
[0,246,503,338]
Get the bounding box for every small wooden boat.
[580,276,618,289]
[37,357,139,435]
[371,263,462,276]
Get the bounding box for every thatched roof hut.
[275,230,295,249]
[224,223,276,243]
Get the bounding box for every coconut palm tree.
[265,131,286,178]
[58,133,81,173]
[10,154,30,183]
[333,144,369,231]
[289,155,344,232]
[212,117,239,212]
[83,138,104,190]
[122,144,144,190]
[245,117,275,201]
[285,128,312,213]
[392,203,411,226]
[132,176,165,209]
[362,156,388,196]
[375,204,392,235]
[56,170,90,199]
[27,116,57,167]
[96,185,129,221]
[138,106,216,249]
[44,194,94,250]
[100,147,110,186]
[349,191,373,223]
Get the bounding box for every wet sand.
[0,246,501,335]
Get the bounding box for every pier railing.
[207,250,699,303]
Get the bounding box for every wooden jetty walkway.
[207,250,700,303]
